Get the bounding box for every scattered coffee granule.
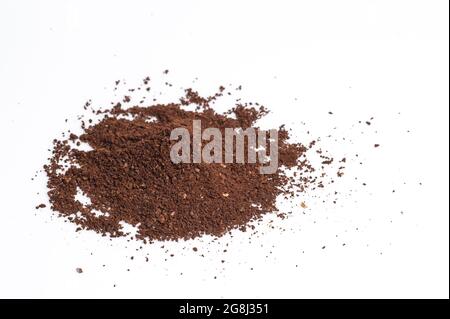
[76,267,83,274]
[43,80,335,243]
[35,204,46,209]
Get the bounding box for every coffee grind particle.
[43,81,332,242]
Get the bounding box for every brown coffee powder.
[43,80,331,243]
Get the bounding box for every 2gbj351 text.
[179,303,269,316]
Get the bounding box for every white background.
[0,0,448,299]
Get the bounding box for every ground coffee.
[43,78,332,242]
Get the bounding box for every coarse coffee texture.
[44,83,328,242]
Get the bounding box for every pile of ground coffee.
[43,80,331,242]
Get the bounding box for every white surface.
[0,0,448,299]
